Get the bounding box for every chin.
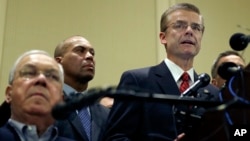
[78,75,94,83]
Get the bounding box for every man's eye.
[191,24,203,31]
[75,47,85,53]
[51,74,60,81]
[21,70,36,77]
[44,72,60,81]
[192,25,201,31]
[174,23,183,28]
[90,50,95,56]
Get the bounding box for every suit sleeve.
[101,71,143,141]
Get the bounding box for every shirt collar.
[164,58,194,83]
[63,83,90,113]
[63,83,76,96]
[63,83,86,96]
[8,118,58,141]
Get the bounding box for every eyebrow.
[19,64,36,70]
[20,64,59,72]
[73,46,95,53]
[175,20,202,25]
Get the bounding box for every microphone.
[182,73,210,97]
[229,33,250,51]
[52,88,108,120]
[217,62,242,80]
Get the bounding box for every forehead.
[17,54,59,70]
[67,37,92,49]
[168,10,202,24]
[219,55,245,66]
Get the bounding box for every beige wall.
[0,0,249,102]
[0,0,157,101]
[0,0,7,101]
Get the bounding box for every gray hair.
[9,50,64,84]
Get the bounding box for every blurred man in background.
[211,50,246,89]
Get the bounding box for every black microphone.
[229,33,250,51]
[182,73,210,97]
[217,62,242,80]
[52,88,107,120]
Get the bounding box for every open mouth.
[181,40,195,45]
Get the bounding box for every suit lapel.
[90,105,101,141]
[62,89,90,141]
[68,111,89,141]
[154,61,180,95]
[153,61,200,95]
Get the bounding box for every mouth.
[83,63,95,70]
[29,92,47,100]
[181,40,195,45]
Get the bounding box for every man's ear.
[159,32,167,44]
[211,79,217,87]
[5,86,13,103]
[55,57,62,63]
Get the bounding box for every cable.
[228,76,250,104]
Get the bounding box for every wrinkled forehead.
[17,54,59,71]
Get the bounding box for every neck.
[167,56,194,71]
[64,77,88,92]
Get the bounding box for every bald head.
[54,35,91,58]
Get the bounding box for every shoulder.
[122,61,167,75]
[122,66,151,76]
[0,124,20,140]
[205,84,220,94]
[121,62,165,78]
[198,84,220,101]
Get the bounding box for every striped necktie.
[75,93,91,141]
[179,72,190,94]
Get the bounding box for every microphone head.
[229,33,248,51]
[198,73,211,87]
[217,62,241,80]
[181,73,210,97]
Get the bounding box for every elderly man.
[0,50,74,141]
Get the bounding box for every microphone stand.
[106,90,250,110]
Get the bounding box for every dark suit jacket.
[0,123,75,141]
[101,61,219,141]
[56,98,110,141]
[0,101,10,127]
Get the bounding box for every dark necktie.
[76,93,91,141]
[179,72,190,94]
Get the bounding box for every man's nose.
[86,51,94,59]
[34,73,47,86]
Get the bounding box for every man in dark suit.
[0,50,74,141]
[101,3,219,141]
[54,35,110,141]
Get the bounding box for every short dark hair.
[54,35,84,58]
